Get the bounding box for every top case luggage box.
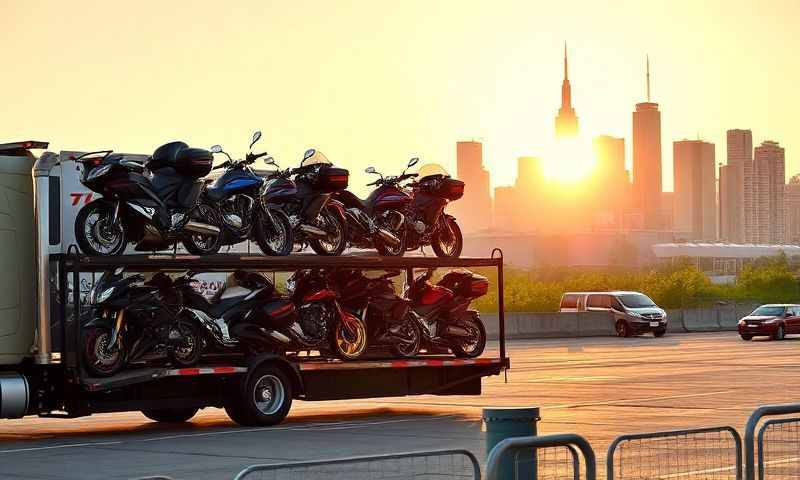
[148,141,213,178]
[316,166,349,193]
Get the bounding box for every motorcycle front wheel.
[75,200,127,256]
[169,319,203,367]
[82,326,126,377]
[450,312,486,358]
[254,208,293,256]
[330,315,368,360]
[182,203,223,255]
[309,208,348,256]
[432,216,463,258]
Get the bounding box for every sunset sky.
[3,0,798,193]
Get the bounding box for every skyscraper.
[673,140,717,240]
[753,140,786,243]
[453,141,492,233]
[632,56,662,228]
[785,175,800,244]
[554,43,578,138]
[592,135,630,228]
[723,129,753,243]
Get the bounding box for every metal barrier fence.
[607,426,743,480]
[757,418,800,480]
[234,449,481,480]
[485,434,596,480]
[745,404,800,480]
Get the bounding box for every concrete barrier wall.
[482,304,761,340]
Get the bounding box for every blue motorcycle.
[202,131,293,255]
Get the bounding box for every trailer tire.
[141,407,199,423]
[225,364,292,427]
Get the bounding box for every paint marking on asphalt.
[547,389,735,409]
[0,440,123,454]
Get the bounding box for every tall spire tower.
[632,55,663,229]
[555,42,579,139]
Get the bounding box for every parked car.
[559,291,668,338]
[737,304,800,341]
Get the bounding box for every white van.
[559,291,667,337]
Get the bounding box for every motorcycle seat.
[337,190,368,210]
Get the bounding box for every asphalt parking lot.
[1,332,798,479]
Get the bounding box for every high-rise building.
[592,135,630,228]
[632,57,662,228]
[753,140,786,244]
[673,140,717,240]
[723,129,753,242]
[516,156,545,193]
[554,43,578,139]
[453,141,492,233]
[493,186,517,232]
[785,175,800,244]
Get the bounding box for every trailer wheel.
[141,407,199,423]
[225,364,292,427]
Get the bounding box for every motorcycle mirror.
[265,156,275,165]
[365,166,376,174]
[408,157,419,168]
[302,149,315,165]
[210,145,223,154]
[250,131,262,149]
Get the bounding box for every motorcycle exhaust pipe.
[377,228,401,247]
[268,330,291,344]
[299,224,327,237]
[184,221,221,236]
[442,325,471,337]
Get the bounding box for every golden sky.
[3,0,798,193]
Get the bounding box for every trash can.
[483,407,540,480]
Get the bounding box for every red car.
[738,304,800,341]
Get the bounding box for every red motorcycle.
[405,269,488,358]
[286,269,369,360]
[331,269,422,358]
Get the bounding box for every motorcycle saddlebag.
[252,298,297,329]
[316,166,349,193]
[434,178,465,201]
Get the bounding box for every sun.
[541,137,596,183]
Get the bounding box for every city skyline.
[3,0,798,194]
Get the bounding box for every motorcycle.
[73,144,223,256]
[333,158,419,256]
[405,268,488,358]
[331,269,421,357]
[286,269,369,359]
[178,269,368,360]
[176,270,297,354]
[402,163,465,258]
[81,268,203,377]
[204,131,293,256]
[261,149,350,255]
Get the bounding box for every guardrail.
[745,403,800,480]
[485,433,596,480]
[234,449,481,480]
[607,426,743,480]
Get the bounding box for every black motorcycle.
[82,268,203,377]
[403,164,465,258]
[331,269,421,357]
[73,143,222,256]
[405,268,488,358]
[176,270,297,354]
[333,158,419,256]
[204,131,293,256]
[262,149,350,255]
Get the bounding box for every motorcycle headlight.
[90,286,115,305]
[86,164,112,182]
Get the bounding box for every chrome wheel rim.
[85,211,124,254]
[316,212,343,252]
[173,324,197,362]
[252,374,285,415]
[265,216,289,252]
[438,221,457,256]
[190,205,218,252]
[90,331,121,371]
[459,322,481,354]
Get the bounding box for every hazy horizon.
[3,0,798,194]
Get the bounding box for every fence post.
[483,407,540,480]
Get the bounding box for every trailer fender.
[243,354,304,398]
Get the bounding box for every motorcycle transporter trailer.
[0,142,509,426]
